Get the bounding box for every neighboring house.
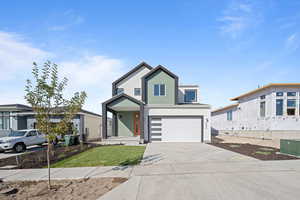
[0,104,111,141]
[102,62,211,143]
[211,83,300,139]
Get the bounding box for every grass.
[258,147,274,152]
[51,145,146,168]
[229,144,241,148]
[254,151,272,156]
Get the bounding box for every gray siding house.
[102,62,211,143]
[0,104,110,141]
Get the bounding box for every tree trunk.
[47,139,51,190]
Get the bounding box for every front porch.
[102,94,145,143]
[100,136,142,146]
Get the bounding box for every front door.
[133,112,140,136]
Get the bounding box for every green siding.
[117,111,135,136]
[108,97,139,110]
[146,70,175,104]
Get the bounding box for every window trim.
[260,101,266,117]
[287,99,296,108]
[276,99,283,116]
[287,92,296,97]
[153,84,166,96]
[0,112,10,130]
[134,88,141,96]
[184,89,197,103]
[276,92,284,97]
[227,110,233,121]
[116,88,124,95]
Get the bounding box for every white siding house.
[211,83,300,139]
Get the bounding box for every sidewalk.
[0,165,133,181]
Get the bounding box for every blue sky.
[0,0,300,113]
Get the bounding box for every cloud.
[59,55,126,102]
[48,9,85,31]
[218,1,261,38]
[0,31,50,80]
[285,33,300,51]
[0,31,126,113]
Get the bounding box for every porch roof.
[103,93,144,112]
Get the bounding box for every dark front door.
[133,112,140,136]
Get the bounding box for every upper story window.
[276,92,284,97]
[154,84,166,96]
[134,88,141,96]
[227,110,233,121]
[184,89,197,103]
[260,101,266,117]
[260,95,266,100]
[276,99,283,116]
[287,92,296,97]
[116,88,124,95]
[287,99,296,116]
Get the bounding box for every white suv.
[0,129,47,153]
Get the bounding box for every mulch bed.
[0,177,127,200]
[210,143,299,160]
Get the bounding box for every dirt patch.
[210,143,299,160]
[0,177,127,200]
[212,135,280,148]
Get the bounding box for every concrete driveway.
[141,142,256,165]
[99,142,300,200]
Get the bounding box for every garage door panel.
[150,116,203,142]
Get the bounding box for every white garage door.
[150,116,203,142]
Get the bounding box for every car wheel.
[14,143,26,153]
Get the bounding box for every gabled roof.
[103,93,144,107]
[112,62,152,95]
[211,103,239,113]
[231,83,300,101]
[142,65,178,80]
[141,65,179,104]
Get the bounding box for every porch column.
[140,105,144,143]
[111,110,117,137]
[102,103,107,139]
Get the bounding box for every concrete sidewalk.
[98,160,300,200]
[2,143,300,200]
[0,165,133,181]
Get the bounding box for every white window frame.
[134,88,141,96]
[227,110,233,121]
[184,89,197,103]
[154,84,166,96]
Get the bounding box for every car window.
[27,131,37,137]
[9,131,27,137]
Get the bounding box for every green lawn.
[51,145,146,168]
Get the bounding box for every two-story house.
[211,83,300,139]
[102,62,211,143]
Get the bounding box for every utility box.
[280,139,300,157]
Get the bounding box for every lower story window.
[287,99,296,116]
[260,101,266,117]
[276,99,283,116]
[0,112,10,130]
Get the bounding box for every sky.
[0,0,300,113]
